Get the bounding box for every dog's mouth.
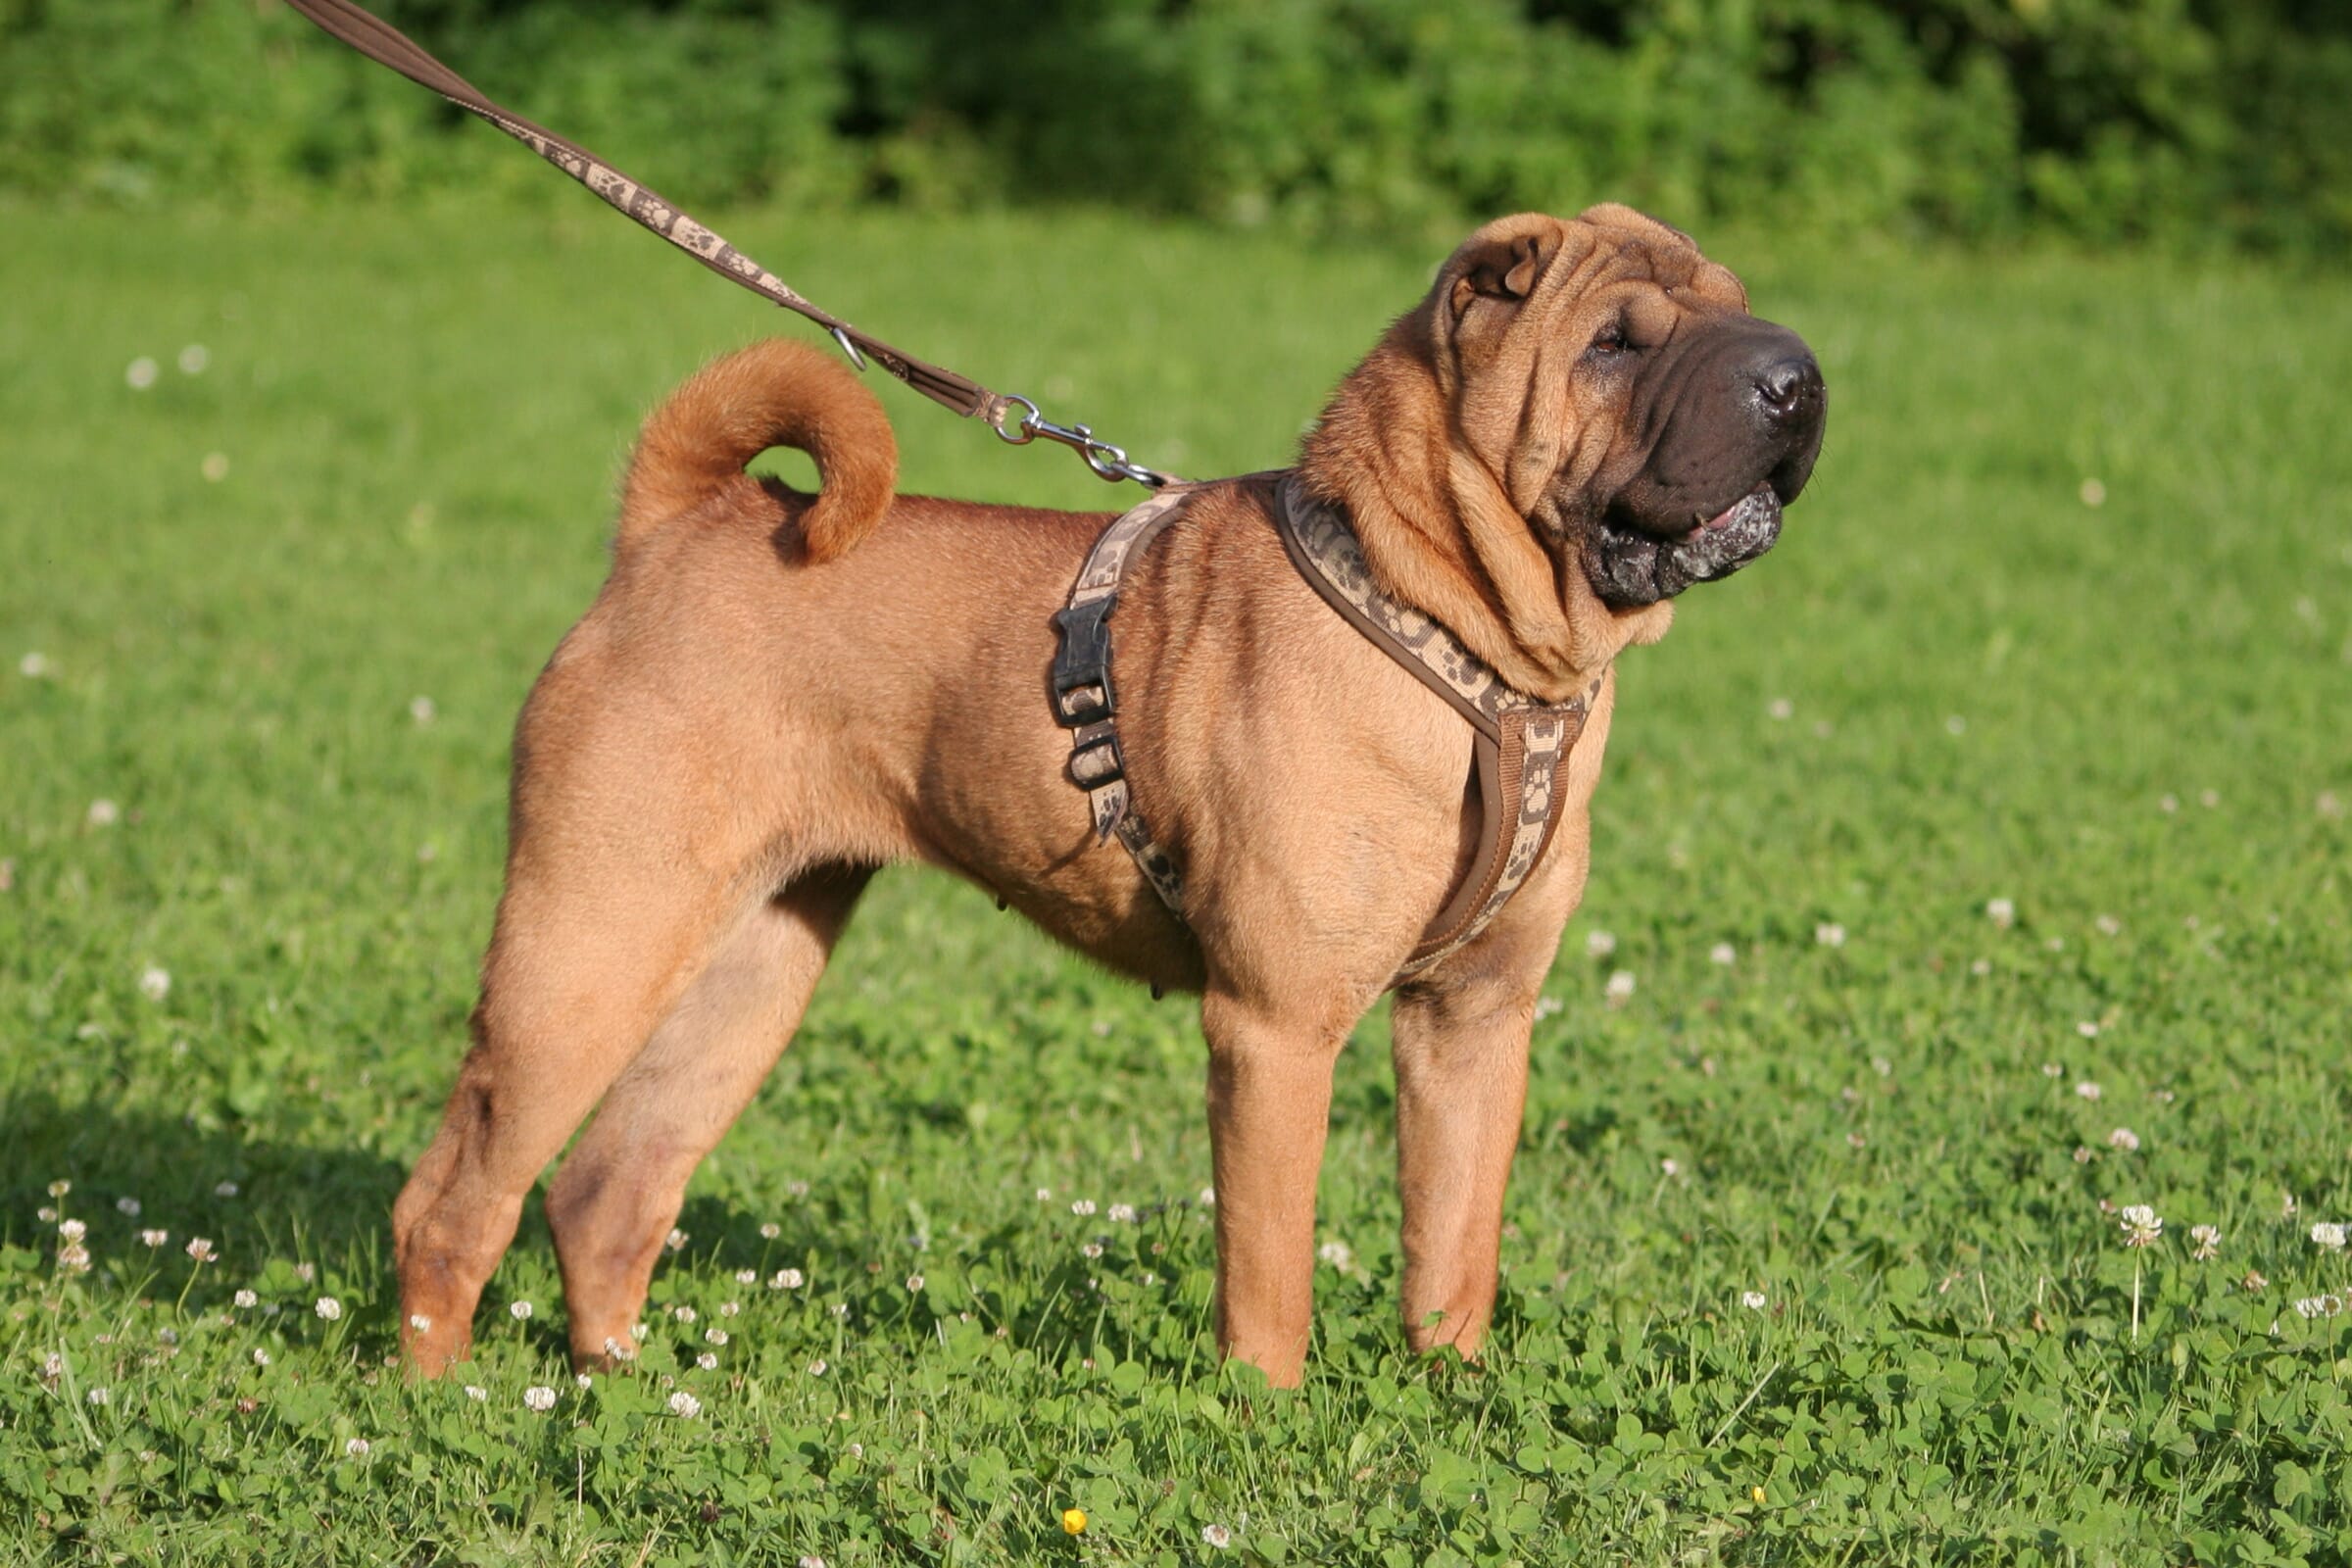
[1585,483,1786,608]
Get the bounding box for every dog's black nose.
[1753,353,1823,423]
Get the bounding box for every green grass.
[2,194,2350,1565]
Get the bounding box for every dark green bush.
[2,0,2346,253]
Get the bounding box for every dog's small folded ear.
[1449,233,1547,317]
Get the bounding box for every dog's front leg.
[1389,969,1540,1361]
[1200,990,1354,1387]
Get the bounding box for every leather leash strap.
[1272,476,1599,978]
[279,0,1004,425]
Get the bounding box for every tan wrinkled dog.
[394,206,1825,1387]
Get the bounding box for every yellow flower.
[1750,1486,1766,1505]
[1060,1508,1088,1536]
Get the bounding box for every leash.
[278,0,1172,490]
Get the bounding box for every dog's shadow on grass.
[3,1093,419,1333]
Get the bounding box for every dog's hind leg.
[392,747,767,1375]
[544,865,869,1370]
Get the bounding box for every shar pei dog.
[394,205,1826,1386]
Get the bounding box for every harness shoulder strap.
[1051,485,1197,914]
[1272,475,1599,978]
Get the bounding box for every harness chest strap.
[1051,474,1600,978]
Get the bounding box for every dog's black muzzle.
[1585,317,1827,608]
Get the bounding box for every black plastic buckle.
[1051,597,1117,728]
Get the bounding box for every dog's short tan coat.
[394,206,1800,1386]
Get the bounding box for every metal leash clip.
[990,395,1175,489]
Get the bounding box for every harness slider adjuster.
[1067,728,1125,791]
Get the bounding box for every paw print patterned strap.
[1273,475,1601,979]
[1051,485,1198,915]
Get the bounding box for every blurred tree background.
[3,0,2346,252]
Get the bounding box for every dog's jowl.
[392,206,1825,1387]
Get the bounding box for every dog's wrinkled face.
[1436,206,1826,609]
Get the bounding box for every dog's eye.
[1585,322,1631,360]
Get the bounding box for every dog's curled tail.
[617,337,896,562]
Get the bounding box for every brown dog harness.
[1052,473,1600,979]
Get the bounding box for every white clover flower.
[576,1374,592,1389]
[233,1289,258,1308]
[1035,1188,1053,1202]
[633,1322,649,1340]
[2294,1296,2343,1320]
[735,1269,758,1287]
[1533,994,1564,1020]
[697,1352,718,1371]
[345,1438,370,1457]
[41,1352,65,1380]
[510,1299,532,1320]
[115,1197,140,1217]
[2119,1206,2162,1248]
[57,1244,90,1273]
[1107,1203,1137,1223]
[1708,943,1738,966]
[1767,698,1793,720]
[1660,1157,1681,1178]
[133,1227,167,1248]
[2076,1021,2100,1039]
[771,1268,805,1291]
[125,357,159,390]
[315,1297,342,1321]
[86,1387,111,1406]
[1985,898,2016,929]
[19,651,51,678]
[2189,1225,2221,1261]
[87,799,120,827]
[785,1180,809,1199]
[1071,1200,1097,1216]
[47,1180,69,1199]
[252,1348,270,1366]
[294,1263,314,1283]
[718,1299,739,1317]
[1199,1187,1216,1206]
[1317,1241,1354,1270]
[2311,1222,2346,1252]
[138,966,172,1003]
[1815,923,1846,948]
[2040,1062,2063,1078]
[2095,913,2123,936]
[408,1314,432,1333]
[807,1358,828,1377]
[215,1182,238,1199]
[828,1302,849,1319]
[664,1229,689,1252]
[1604,970,1636,1002]
[603,1337,636,1362]
[759,1221,782,1240]
[905,1272,926,1292]
[1585,929,1617,958]
[177,343,209,375]
[464,1385,487,1401]
[1202,1524,1234,1549]
[668,1391,702,1418]
[672,1304,696,1324]
[408,696,436,726]
[57,1218,85,1244]
[523,1386,557,1412]
[1740,1291,1768,1311]
[706,1328,728,1346]
[185,1238,216,1263]
[2107,1127,2140,1152]
[1081,1242,1103,1259]
[800,1555,828,1568]
[2075,1081,2102,1102]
